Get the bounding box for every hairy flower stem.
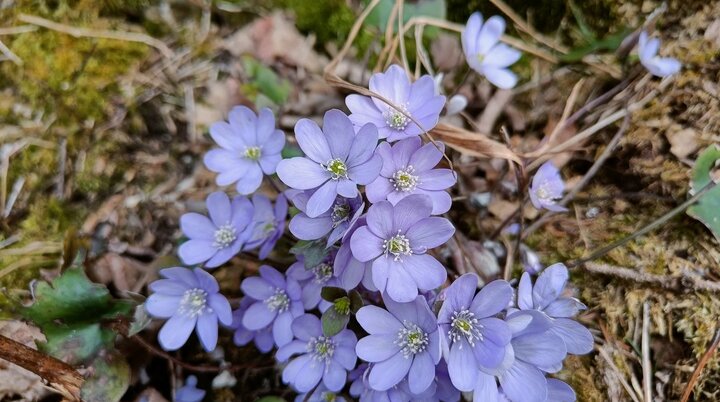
[567,180,718,268]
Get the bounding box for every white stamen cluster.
[384,104,410,131]
[264,288,290,313]
[312,263,333,284]
[323,158,348,180]
[449,309,484,348]
[331,202,351,227]
[213,224,237,249]
[178,288,211,318]
[383,230,412,261]
[395,321,429,358]
[307,336,335,363]
[244,146,262,161]
[390,166,419,192]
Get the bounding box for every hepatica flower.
[287,189,364,247]
[367,137,456,214]
[346,64,445,142]
[529,161,567,212]
[287,252,339,310]
[350,195,455,302]
[356,296,441,394]
[276,314,357,393]
[204,106,285,194]
[145,267,232,351]
[178,191,253,268]
[517,263,593,355]
[241,265,305,348]
[230,297,274,353]
[244,194,287,259]
[462,12,522,89]
[638,31,681,78]
[175,375,205,402]
[437,273,512,391]
[277,109,382,217]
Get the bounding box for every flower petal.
[408,352,435,394]
[405,217,455,250]
[158,314,196,351]
[323,109,355,161]
[448,339,478,391]
[197,312,219,351]
[470,279,512,318]
[276,157,329,190]
[145,294,180,318]
[403,254,446,292]
[306,180,338,218]
[356,334,400,362]
[180,213,216,240]
[295,118,332,163]
[178,240,216,265]
[368,351,412,391]
[356,305,403,335]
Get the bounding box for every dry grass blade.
[18,14,174,58]
[430,124,521,164]
[680,326,720,402]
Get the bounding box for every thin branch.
[18,14,174,58]
[0,334,84,401]
[642,302,652,402]
[680,325,720,402]
[582,262,720,293]
[568,180,718,268]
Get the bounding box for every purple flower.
[462,13,522,89]
[437,273,512,392]
[240,265,305,348]
[276,314,358,393]
[287,252,339,310]
[230,297,274,353]
[638,31,681,78]
[529,162,567,212]
[175,375,205,402]
[145,267,232,351]
[348,364,413,402]
[546,379,576,402]
[178,192,253,268]
[334,217,376,292]
[204,106,285,194]
[349,195,455,302]
[277,109,382,217]
[367,137,456,215]
[287,189,364,247]
[472,310,566,402]
[520,245,543,275]
[294,383,347,402]
[244,194,287,259]
[517,263,593,355]
[356,296,441,394]
[346,64,446,142]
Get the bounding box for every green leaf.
[349,290,364,313]
[290,239,329,269]
[687,145,720,240]
[23,267,133,326]
[39,324,114,365]
[80,352,131,402]
[22,267,135,364]
[321,286,347,302]
[558,28,632,63]
[365,0,446,36]
[242,56,291,106]
[321,304,350,337]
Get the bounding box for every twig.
[0,25,38,35]
[597,345,643,402]
[680,325,720,402]
[0,38,22,65]
[642,302,652,402]
[18,14,174,58]
[0,334,84,401]
[488,0,568,53]
[568,180,718,268]
[582,262,720,293]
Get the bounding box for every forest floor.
[0,0,719,401]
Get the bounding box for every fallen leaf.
[665,127,699,159]
[430,123,521,164]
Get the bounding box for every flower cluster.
[141,10,608,402]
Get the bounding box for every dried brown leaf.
[430,124,521,164]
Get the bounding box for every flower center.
[535,184,560,205]
[321,392,337,402]
[331,201,351,227]
[213,224,237,249]
[449,309,484,347]
[477,53,485,64]
[178,288,210,317]
[395,321,429,358]
[244,146,262,161]
[384,104,410,131]
[312,263,333,284]
[383,231,412,261]
[308,336,335,363]
[324,158,348,180]
[390,166,419,192]
[264,288,290,313]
